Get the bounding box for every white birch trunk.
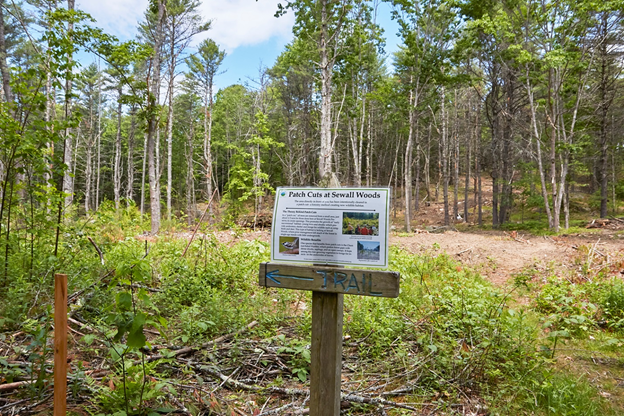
[318,0,333,179]
[113,90,122,210]
[126,108,136,204]
[62,0,75,209]
[147,0,165,234]
[404,86,415,232]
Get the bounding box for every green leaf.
[131,311,146,333]
[81,334,97,345]
[297,370,307,382]
[116,292,132,312]
[127,328,146,349]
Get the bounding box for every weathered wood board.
[258,262,400,298]
[310,291,343,416]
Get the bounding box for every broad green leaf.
[127,328,146,349]
[116,292,132,312]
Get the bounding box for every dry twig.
[145,321,258,362]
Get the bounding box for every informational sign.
[271,187,390,268]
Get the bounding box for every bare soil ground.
[204,214,624,289]
[392,229,624,286]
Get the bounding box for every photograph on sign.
[271,187,390,267]
[342,212,379,235]
[279,236,299,254]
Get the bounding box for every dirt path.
[393,230,622,284]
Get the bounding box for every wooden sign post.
[259,263,399,415]
[54,273,68,416]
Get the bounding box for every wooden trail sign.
[259,262,400,416]
[263,186,398,415]
[259,262,399,298]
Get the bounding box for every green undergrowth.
[1,205,621,414]
[154,235,299,341]
[509,254,624,415]
[338,247,618,414]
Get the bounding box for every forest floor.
[392,227,624,287]
[3,195,624,415]
[202,207,624,413]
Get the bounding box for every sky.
[75,0,401,91]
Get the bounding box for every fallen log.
[0,380,34,392]
[586,219,610,229]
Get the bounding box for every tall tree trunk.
[0,0,12,103]
[203,84,214,221]
[475,102,482,226]
[366,111,372,187]
[404,86,415,232]
[113,86,122,210]
[62,0,75,209]
[166,38,177,221]
[84,103,94,212]
[95,62,102,210]
[527,74,553,228]
[611,145,617,215]
[414,119,420,213]
[44,56,54,197]
[441,86,450,226]
[186,100,195,225]
[464,100,471,223]
[489,76,500,228]
[140,133,147,216]
[453,90,459,221]
[147,0,165,234]
[597,14,616,219]
[424,121,431,202]
[84,143,93,212]
[548,69,558,231]
[435,121,441,203]
[564,181,570,229]
[318,0,333,179]
[166,90,173,221]
[126,107,136,204]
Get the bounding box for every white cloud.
[76,0,294,52]
[76,0,149,39]
[195,1,294,52]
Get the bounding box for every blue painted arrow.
[266,270,315,285]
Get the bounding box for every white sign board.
[271,187,390,268]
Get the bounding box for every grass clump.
[155,236,299,342]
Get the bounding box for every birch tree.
[187,38,225,220]
[277,0,352,180]
[164,0,209,220]
[146,0,165,234]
